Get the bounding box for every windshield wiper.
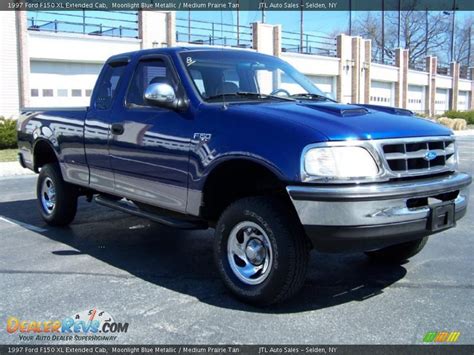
[290,93,335,102]
[205,91,295,102]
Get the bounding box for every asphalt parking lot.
[0,137,473,345]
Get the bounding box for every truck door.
[84,58,129,193]
[108,55,193,214]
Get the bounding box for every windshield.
[179,50,328,102]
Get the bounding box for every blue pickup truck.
[17,47,471,305]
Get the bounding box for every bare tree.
[453,16,474,67]
[352,12,393,63]
[353,6,449,66]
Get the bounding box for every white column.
[363,39,371,104]
[16,11,30,109]
[470,68,474,110]
[450,62,459,111]
[252,22,278,55]
[395,48,409,108]
[336,34,353,104]
[426,56,437,116]
[0,12,21,117]
[139,11,174,49]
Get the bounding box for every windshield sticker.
[186,57,196,67]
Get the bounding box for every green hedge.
[443,110,474,125]
[0,117,18,149]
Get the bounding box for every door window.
[126,59,177,107]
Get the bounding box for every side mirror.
[143,83,189,111]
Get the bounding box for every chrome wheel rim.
[227,221,273,285]
[40,177,56,215]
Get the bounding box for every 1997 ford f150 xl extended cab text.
[17,48,472,305]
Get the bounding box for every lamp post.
[397,0,401,48]
[468,25,472,68]
[451,0,456,62]
[443,0,456,62]
[236,0,240,46]
[381,0,385,63]
[187,9,191,43]
[300,0,304,53]
[349,0,352,35]
[425,8,429,56]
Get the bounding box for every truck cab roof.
[106,46,263,64]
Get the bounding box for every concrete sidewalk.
[0,161,35,178]
[454,129,474,137]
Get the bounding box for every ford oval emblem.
[424,151,438,161]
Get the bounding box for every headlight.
[303,146,379,180]
[446,139,459,170]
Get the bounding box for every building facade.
[1,10,473,118]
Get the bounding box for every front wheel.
[365,237,428,263]
[37,163,78,226]
[214,197,309,306]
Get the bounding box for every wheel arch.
[32,139,60,173]
[199,157,291,222]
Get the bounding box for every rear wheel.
[214,196,309,305]
[365,237,428,263]
[37,163,78,226]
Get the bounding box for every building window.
[58,89,68,97]
[85,89,92,97]
[72,89,82,97]
[43,89,53,97]
[31,89,39,97]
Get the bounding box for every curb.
[453,130,474,137]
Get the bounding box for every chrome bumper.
[287,172,471,226]
[287,172,471,251]
[287,173,472,226]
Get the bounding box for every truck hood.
[233,101,452,141]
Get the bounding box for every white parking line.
[0,216,48,233]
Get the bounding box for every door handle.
[111,123,124,135]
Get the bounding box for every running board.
[95,196,207,230]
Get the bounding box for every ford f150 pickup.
[17,47,471,305]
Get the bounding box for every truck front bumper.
[287,172,472,252]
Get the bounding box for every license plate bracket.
[428,202,455,232]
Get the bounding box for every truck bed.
[17,107,88,172]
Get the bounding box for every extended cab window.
[95,63,126,110]
[126,58,177,107]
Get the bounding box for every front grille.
[381,137,455,176]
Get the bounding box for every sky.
[185,9,471,36]
[29,8,472,41]
[191,10,349,35]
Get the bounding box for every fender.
[185,153,287,216]
[198,152,286,190]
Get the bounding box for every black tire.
[36,163,78,226]
[365,237,428,263]
[214,196,309,306]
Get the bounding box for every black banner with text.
[2,0,474,12]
